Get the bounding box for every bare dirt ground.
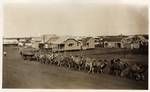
[2,46,148,89]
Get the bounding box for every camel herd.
[20,49,147,81]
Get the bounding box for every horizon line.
[3,33,148,39]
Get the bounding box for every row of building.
[3,34,148,51]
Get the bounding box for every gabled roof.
[47,36,80,44]
[82,37,93,42]
[64,38,80,43]
[82,37,93,45]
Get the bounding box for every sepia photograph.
[2,0,149,90]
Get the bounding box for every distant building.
[46,36,62,51]
[46,36,82,52]
[94,37,105,48]
[81,37,95,50]
[3,38,18,46]
[46,36,96,51]
[121,35,148,49]
[103,36,124,48]
[64,38,81,51]
[94,37,100,47]
[31,37,42,49]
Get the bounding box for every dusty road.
[3,46,148,89]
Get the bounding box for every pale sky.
[4,0,148,37]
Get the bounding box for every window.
[104,43,108,47]
[68,43,74,47]
[117,43,121,48]
[59,44,65,49]
[95,39,100,42]
[86,43,89,46]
